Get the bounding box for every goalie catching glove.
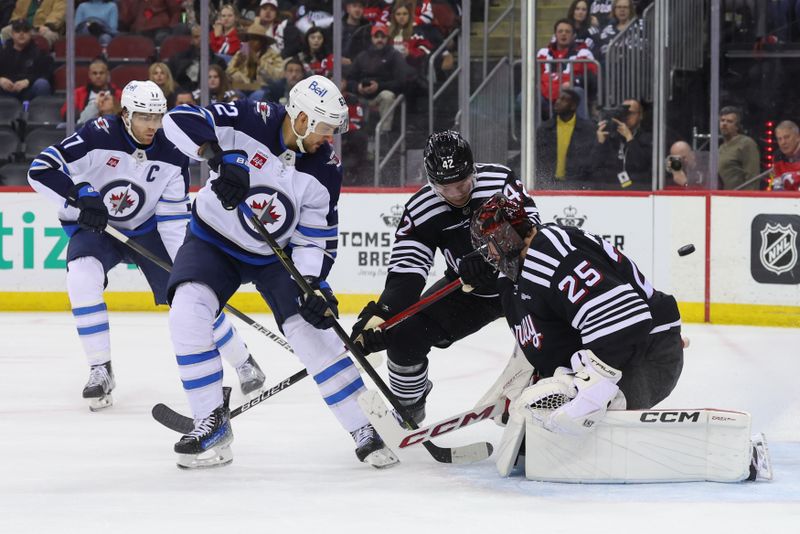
[350,301,391,355]
[297,277,339,329]
[512,350,625,436]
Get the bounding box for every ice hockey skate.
[351,423,399,469]
[748,433,773,481]
[174,402,233,469]
[82,361,115,411]
[235,355,265,396]
[392,381,433,426]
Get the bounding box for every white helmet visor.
[311,117,349,136]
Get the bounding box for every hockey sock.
[212,312,250,369]
[170,282,223,419]
[283,314,369,432]
[66,257,110,366]
[388,360,429,406]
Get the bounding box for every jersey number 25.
[558,260,602,304]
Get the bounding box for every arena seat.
[106,34,156,63]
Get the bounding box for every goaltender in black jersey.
[350,131,540,423]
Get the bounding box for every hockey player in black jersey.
[350,131,541,423]
[470,192,684,433]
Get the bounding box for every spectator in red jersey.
[363,0,392,24]
[772,120,800,191]
[298,26,333,77]
[61,57,122,120]
[118,0,180,45]
[537,19,598,114]
[210,3,242,61]
[388,1,433,72]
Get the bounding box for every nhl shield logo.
[759,223,798,275]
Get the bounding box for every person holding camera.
[666,141,709,188]
[347,23,408,133]
[590,98,652,189]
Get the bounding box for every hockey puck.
[678,244,696,256]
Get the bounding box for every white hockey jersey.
[27,115,191,259]
[162,100,342,280]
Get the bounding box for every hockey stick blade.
[152,370,309,433]
[358,390,497,464]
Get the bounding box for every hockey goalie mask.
[471,193,533,282]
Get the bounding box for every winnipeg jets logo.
[238,186,296,242]
[100,180,145,222]
[109,186,136,215]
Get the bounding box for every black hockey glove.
[458,253,497,288]
[209,149,250,210]
[350,301,391,355]
[66,182,108,233]
[298,277,339,330]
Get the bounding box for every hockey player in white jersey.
[27,80,264,411]
[161,75,398,469]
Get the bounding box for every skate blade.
[176,445,233,470]
[88,394,113,412]
[363,447,400,469]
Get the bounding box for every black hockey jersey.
[378,163,540,313]
[502,224,681,377]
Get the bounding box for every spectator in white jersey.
[26,80,265,412]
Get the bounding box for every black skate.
[392,380,433,426]
[82,361,115,412]
[174,401,233,469]
[351,423,399,469]
[235,355,265,396]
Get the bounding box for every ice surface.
[0,313,798,533]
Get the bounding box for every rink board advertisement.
[0,190,797,326]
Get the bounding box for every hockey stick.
[103,225,294,354]
[358,391,506,454]
[152,265,474,434]
[239,202,493,464]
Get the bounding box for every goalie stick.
[359,390,505,455]
[239,202,493,464]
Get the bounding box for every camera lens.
[669,158,682,171]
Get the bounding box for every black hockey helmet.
[470,193,533,281]
[423,130,475,186]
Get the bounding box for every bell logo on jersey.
[106,157,120,168]
[514,314,543,349]
[250,152,268,169]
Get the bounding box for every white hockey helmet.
[286,75,348,152]
[120,80,167,144]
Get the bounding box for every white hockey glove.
[545,350,624,436]
[510,367,576,427]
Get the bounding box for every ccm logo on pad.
[640,411,700,423]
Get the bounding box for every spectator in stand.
[2,0,65,46]
[173,87,196,106]
[590,98,652,189]
[168,24,228,92]
[343,0,371,62]
[210,4,242,61]
[77,87,121,126]
[298,26,334,78]
[589,0,613,29]
[363,0,391,24]
[0,19,52,101]
[149,62,178,109]
[118,0,179,45]
[261,56,305,105]
[295,0,335,34]
[667,141,710,189]
[60,57,122,120]
[537,19,598,117]
[347,22,407,133]
[75,0,118,47]
[567,0,599,52]
[535,88,595,187]
[597,0,641,61]
[771,120,800,191]
[388,1,435,75]
[192,64,240,104]
[252,0,302,58]
[341,92,369,184]
[718,106,761,190]
[227,21,283,99]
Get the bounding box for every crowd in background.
[1,0,799,190]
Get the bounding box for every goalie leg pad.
[495,414,526,477]
[524,409,755,483]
